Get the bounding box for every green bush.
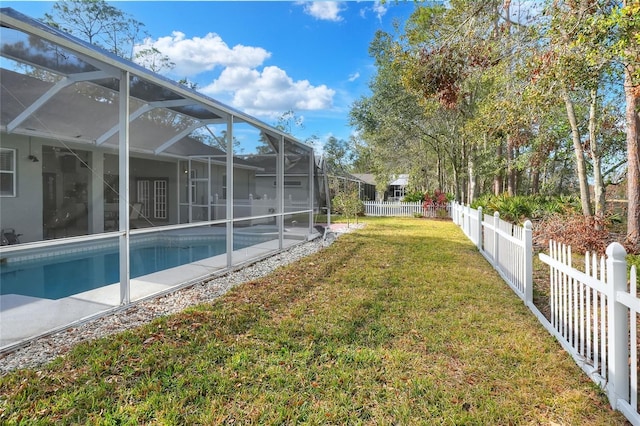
[471,194,582,224]
[403,191,425,203]
[331,190,364,226]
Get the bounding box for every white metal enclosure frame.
[0,8,316,351]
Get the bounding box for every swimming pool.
[0,234,269,300]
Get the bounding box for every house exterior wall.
[1,132,187,242]
[0,133,43,243]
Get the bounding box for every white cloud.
[372,1,388,21]
[358,1,387,22]
[201,66,335,117]
[348,72,360,82]
[134,31,271,76]
[298,1,345,22]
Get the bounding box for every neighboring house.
[350,173,380,201]
[351,173,409,202]
[388,174,409,201]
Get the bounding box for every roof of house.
[350,173,410,187]
[351,173,377,185]
[389,174,409,186]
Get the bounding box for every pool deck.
[0,234,309,351]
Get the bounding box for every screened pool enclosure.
[0,8,321,350]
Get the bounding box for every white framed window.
[0,148,16,197]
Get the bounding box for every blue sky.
[2,1,419,149]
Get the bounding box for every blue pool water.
[0,238,256,300]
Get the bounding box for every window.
[273,180,302,187]
[0,148,16,197]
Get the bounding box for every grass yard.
[0,218,626,424]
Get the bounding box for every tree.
[391,1,539,202]
[351,0,636,246]
[323,136,353,175]
[274,110,305,136]
[618,0,640,251]
[135,46,175,73]
[44,0,173,73]
[351,26,467,200]
[44,0,145,59]
[538,0,639,245]
[330,184,363,227]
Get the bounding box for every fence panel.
[482,213,496,264]
[452,202,530,301]
[363,201,451,218]
[451,201,638,424]
[540,242,610,384]
[614,265,639,423]
[539,242,639,424]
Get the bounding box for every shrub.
[403,191,425,203]
[422,189,448,209]
[533,213,611,254]
[331,190,364,226]
[472,194,581,224]
[423,190,450,218]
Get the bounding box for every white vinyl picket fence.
[451,201,639,425]
[363,201,451,218]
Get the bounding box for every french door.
[136,178,167,221]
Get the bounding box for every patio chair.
[0,228,21,245]
[129,203,147,228]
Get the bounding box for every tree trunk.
[507,137,515,196]
[452,163,461,203]
[625,67,640,251]
[436,152,443,192]
[562,86,592,216]
[588,88,606,221]
[468,144,477,203]
[494,142,503,195]
[531,168,540,195]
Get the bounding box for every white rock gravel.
[0,224,363,375]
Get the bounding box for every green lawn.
[0,218,626,424]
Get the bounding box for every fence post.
[476,206,483,251]
[493,211,500,268]
[465,204,471,236]
[606,242,629,409]
[523,220,533,305]
[451,202,457,224]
